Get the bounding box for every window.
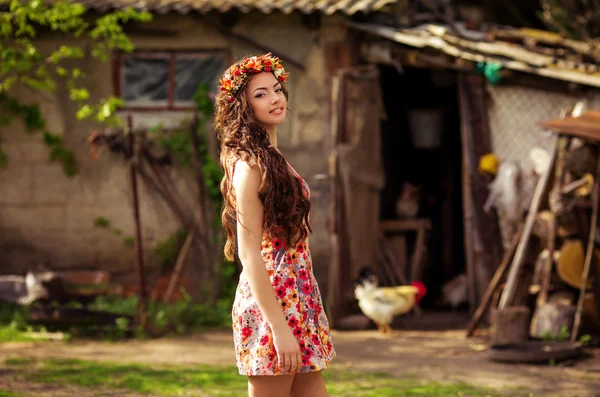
[115,51,227,110]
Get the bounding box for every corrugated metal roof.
[72,0,398,15]
[349,22,600,88]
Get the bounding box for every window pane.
[175,57,224,102]
[122,57,169,105]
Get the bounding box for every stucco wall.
[0,11,347,290]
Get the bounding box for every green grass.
[0,327,47,343]
[3,357,532,397]
[4,358,34,366]
[323,370,517,397]
[0,392,28,397]
[12,358,246,397]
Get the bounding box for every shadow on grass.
[4,357,533,397]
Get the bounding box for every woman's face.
[246,72,287,129]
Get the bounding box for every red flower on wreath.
[219,53,289,103]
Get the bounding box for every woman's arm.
[232,160,301,373]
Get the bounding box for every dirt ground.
[2,324,600,397]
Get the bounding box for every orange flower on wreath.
[219,53,288,103]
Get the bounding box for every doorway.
[378,65,467,311]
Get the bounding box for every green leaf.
[48,45,84,63]
[0,147,8,167]
[43,131,62,146]
[76,104,94,120]
[93,217,111,229]
[49,145,64,161]
[579,334,592,346]
[69,87,89,101]
[48,146,77,177]
[0,0,152,176]
[14,101,45,131]
[122,236,135,247]
[22,75,54,91]
[71,68,82,79]
[56,66,68,76]
[193,83,214,115]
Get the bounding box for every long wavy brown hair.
[214,59,312,262]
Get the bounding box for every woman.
[214,53,335,397]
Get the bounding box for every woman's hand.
[272,325,302,373]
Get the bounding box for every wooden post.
[466,223,523,337]
[457,75,505,308]
[531,137,566,338]
[491,306,531,345]
[326,73,343,328]
[128,115,148,330]
[498,140,557,309]
[458,77,477,310]
[571,145,600,342]
[536,137,566,306]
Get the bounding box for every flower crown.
[219,53,288,103]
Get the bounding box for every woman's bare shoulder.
[230,152,259,174]
[231,156,260,189]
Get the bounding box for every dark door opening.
[378,65,467,311]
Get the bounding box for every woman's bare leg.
[248,374,294,397]
[289,371,328,397]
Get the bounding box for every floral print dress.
[231,162,336,376]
